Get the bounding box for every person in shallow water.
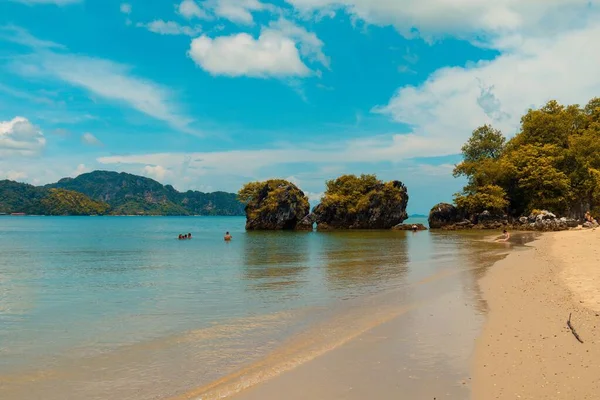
[495,229,510,242]
[187,233,192,239]
[411,224,418,232]
[178,234,183,240]
[224,232,232,241]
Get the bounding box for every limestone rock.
[392,223,428,231]
[241,180,310,230]
[428,203,463,229]
[313,180,409,229]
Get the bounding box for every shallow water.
[0,216,511,399]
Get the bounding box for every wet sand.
[473,229,600,399]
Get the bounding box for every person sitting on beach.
[224,232,232,241]
[495,229,510,242]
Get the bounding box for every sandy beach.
[472,229,600,399]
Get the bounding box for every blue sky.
[1,0,598,214]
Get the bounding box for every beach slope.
[473,230,600,399]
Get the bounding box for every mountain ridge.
[0,170,244,216]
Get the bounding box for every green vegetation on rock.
[40,189,110,216]
[453,98,600,218]
[238,179,310,230]
[313,174,409,229]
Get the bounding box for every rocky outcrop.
[511,210,579,231]
[296,213,316,231]
[428,203,464,229]
[392,223,428,231]
[428,206,580,231]
[240,180,310,230]
[313,179,409,229]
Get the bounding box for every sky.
[1,0,599,214]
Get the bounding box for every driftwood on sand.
[567,313,584,344]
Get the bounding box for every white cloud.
[374,23,600,158]
[270,18,330,68]
[286,0,595,45]
[188,19,327,77]
[0,25,65,49]
[0,117,46,157]
[137,20,202,36]
[1,170,28,181]
[120,3,132,14]
[72,163,88,177]
[9,48,197,134]
[208,0,277,25]
[96,133,455,177]
[143,165,169,181]
[81,132,103,147]
[177,0,209,20]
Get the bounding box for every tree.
[454,184,509,215]
[503,144,572,214]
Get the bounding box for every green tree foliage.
[453,97,600,217]
[40,189,110,216]
[454,185,508,215]
[321,174,406,215]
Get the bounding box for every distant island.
[0,171,245,216]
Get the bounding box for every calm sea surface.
[0,216,515,399]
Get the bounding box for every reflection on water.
[321,231,409,290]
[242,232,309,292]
[0,217,526,400]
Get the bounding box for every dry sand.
[472,229,600,399]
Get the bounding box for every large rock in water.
[428,203,464,229]
[241,180,310,230]
[313,179,409,229]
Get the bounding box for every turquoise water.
[0,216,507,399]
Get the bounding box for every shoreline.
[472,229,600,399]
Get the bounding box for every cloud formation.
[188,19,327,77]
[120,3,132,14]
[375,23,600,158]
[8,47,197,134]
[286,0,594,45]
[177,0,209,20]
[137,20,202,36]
[81,132,103,147]
[0,117,46,157]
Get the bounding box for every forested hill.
[0,171,244,216]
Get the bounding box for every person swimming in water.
[224,232,232,241]
[187,233,192,239]
[178,234,183,240]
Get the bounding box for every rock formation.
[512,210,579,231]
[313,175,409,229]
[428,203,465,229]
[238,180,310,230]
[392,223,428,231]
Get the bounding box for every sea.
[0,216,523,400]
